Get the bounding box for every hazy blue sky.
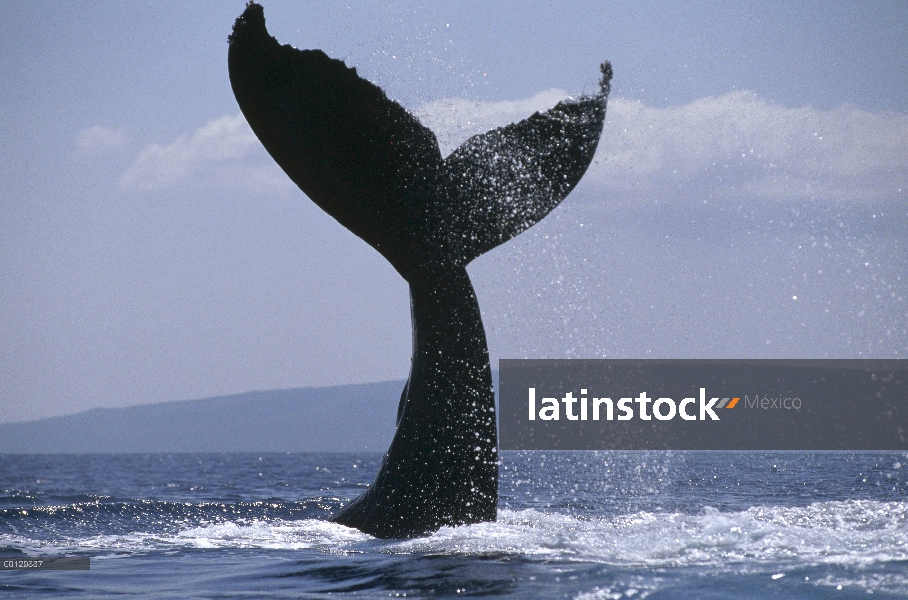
[2,1,907,422]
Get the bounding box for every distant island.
[0,381,405,453]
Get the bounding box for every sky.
[2,1,907,423]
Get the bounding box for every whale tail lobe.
[228,2,609,537]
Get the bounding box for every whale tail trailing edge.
[228,2,609,538]
[440,78,609,264]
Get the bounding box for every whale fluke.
[228,2,610,538]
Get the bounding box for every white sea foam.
[8,499,905,571]
[34,519,372,554]
[389,500,908,568]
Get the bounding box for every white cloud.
[119,114,293,194]
[417,90,908,203]
[596,92,908,202]
[121,97,908,203]
[76,126,129,156]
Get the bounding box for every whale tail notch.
[228,2,610,538]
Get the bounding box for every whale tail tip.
[600,61,613,95]
[228,2,266,45]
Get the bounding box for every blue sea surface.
[1,452,906,598]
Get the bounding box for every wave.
[0,497,339,524]
[401,500,908,567]
[3,499,905,570]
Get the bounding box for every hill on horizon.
[0,381,406,453]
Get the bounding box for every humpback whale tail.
[229,2,610,538]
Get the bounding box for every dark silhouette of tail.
[228,2,610,538]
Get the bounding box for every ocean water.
[1,452,906,599]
